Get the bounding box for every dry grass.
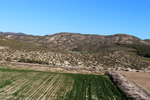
[118,71,150,93]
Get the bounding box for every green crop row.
[65,74,126,100]
[0,66,127,100]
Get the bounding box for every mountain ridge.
[0,31,149,40]
[7,32,149,52]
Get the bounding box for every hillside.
[145,39,150,43]
[11,32,150,52]
[0,35,49,51]
[0,32,150,70]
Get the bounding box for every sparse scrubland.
[0,48,149,70]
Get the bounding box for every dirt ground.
[118,71,150,94]
[0,61,103,75]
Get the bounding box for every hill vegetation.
[117,43,150,58]
[0,35,47,51]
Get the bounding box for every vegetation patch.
[0,66,126,100]
[65,73,126,100]
[117,43,150,58]
[137,57,150,61]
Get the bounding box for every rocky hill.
[11,32,150,52]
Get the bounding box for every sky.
[0,0,150,39]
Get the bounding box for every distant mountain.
[11,32,150,52]
[0,32,26,37]
[1,31,150,52]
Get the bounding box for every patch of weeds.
[0,80,12,88]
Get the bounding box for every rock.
[64,61,70,65]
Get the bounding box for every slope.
[11,32,150,52]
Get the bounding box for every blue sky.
[0,0,150,39]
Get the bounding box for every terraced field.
[0,66,126,100]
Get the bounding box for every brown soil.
[118,71,150,94]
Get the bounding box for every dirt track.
[0,61,104,75]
